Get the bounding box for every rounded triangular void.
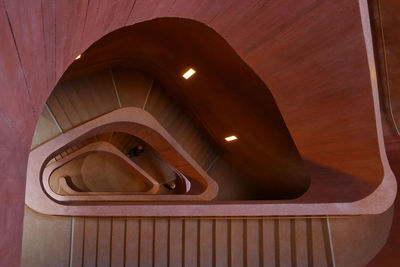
[25,17,347,216]
[30,108,218,204]
[48,132,203,198]
[61,17,310,200]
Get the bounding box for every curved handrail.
[46,141,160,192]
[45,142,201,201]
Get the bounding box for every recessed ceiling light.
[183,68,196,79]
[75,54,81,60]
[225,135,238,142]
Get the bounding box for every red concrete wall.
[0,0,393,265]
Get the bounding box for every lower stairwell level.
[22,207,338,267]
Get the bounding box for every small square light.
[182,68,196,79]
[75,54,81,60]
[225,135,238,142]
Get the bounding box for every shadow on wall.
[298,160,377,203]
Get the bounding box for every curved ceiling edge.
[25,107,397,216]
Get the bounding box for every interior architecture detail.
[2,0,400,266]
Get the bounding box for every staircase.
[33,67,267,201]
[32,67,217,171]
[22,207,340,267]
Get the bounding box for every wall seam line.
[212,219,216,267]
[290,219,297,267]
[82,218,86,267]
[39,0,50,92]
[69,216,75,267]
[167,218,171,267]
[45,103,63,133]
[228,219,232,267]
[1,0,37,116]
[110,218,113,266]
[306,219,313,267]
[182,219,186,267]
[206,156,220,173]
[377,0,400,136]
[326,218,336,267]
[259,219,264,267]
[152,219,156,267]
[138,219,141,267]
[124,0,137,26]
[80,0,90,43]
[96,217,99,267]
[124,217,127,267]
[110,68,122,108]
[197,219,201,267]
[274,220,280,267]
[243,219,248,267]
[142,78,154,110]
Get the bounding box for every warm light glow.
[75,54,81,60]
[225,135,238,142]
[182,68,196,79]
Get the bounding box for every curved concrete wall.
[0,0,395,265]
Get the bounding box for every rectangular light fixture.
[183,68,196,79]
[225,135,238,142]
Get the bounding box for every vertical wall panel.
[246,219,260,267]
[278,219,292,267]
[295,219,309,267]
[230,220,244,267]
[62,80,92,123]
[21,207,72,267]
[61,70,119,125]
[125,219,139,267]
[71,217,85,267]
[164,111,188,142]
[144,82,216,170]
[183,219,198,267]
[47,70,120,132]
[215,219,228,267]
[0,0,38,147]
[144,83,173,124]
[199,219,213,267]
[262,219,276,267]
[162,103,182,136]
[154,219,168,267]
[139,219,154,267]
[97,218,112,267]
[3,0,48,111]
[321,219,334,267]
[22,213,336,267]
[111,218,126,267]
[169,219,183,267]
[311,219,329,267]
[83,217,98,267]
[30,106,61,149]
[47,85,76,130]
[112,67,153,108]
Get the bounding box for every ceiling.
[62,18,310,199]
